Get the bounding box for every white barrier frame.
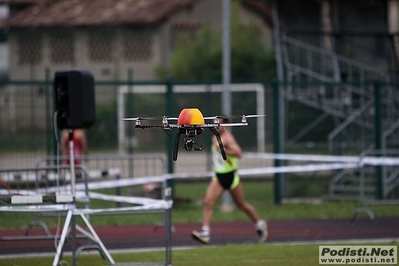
[2,152,399,265]
[0,198,173,266]
[0,153,172,266]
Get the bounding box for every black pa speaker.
[54,69,96,129]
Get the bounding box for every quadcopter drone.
[124,108,263,161]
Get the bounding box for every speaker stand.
[52,208,115,266]
[52,129,114,266]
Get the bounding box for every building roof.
[0,0,274,29]
[0,0,196,28]
[244,0,275,26]
[0,0,38,4]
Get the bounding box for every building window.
[17,32,42,65]
[88,30,115,63]
[123,29,153,62]
[170,23,201,50]
[49,31,75,64]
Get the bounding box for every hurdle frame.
[0,153,173,266]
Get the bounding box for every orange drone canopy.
[177,108,205,125]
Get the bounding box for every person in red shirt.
[61,129,88,165]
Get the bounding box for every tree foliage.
[155,4,276,82]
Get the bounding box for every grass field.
[2,243,398,266]
[5,180,399,231]
[1,180,399,265]
[82,180,399,227]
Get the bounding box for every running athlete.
[192,118,267,244]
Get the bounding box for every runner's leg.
[230,181,259,223]
[202,178,224,227]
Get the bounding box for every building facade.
[0,0,274,81]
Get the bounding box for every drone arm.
[209,127,227,160]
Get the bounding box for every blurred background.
[0,0,398,203]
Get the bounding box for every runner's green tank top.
[212,146,238,173]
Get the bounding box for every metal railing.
[281,33,399,199]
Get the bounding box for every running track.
[1,216,399,255]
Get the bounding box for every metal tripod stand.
[52,129,114,266]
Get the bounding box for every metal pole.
[53,210,73,266]
[222,0,232,117]
[68,129,76,197]
[221,0,232,210]
[128,69,134,177]
[45,68,51,158]
[164,187,172,265]
[68,129,77,266]
[272,0,285,204]
[273,81,282,205]
[166,80,175,195]
[272,0,284,82]
[374,82,383,200]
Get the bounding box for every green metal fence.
[0,80,274,170]
[1,78,398,202]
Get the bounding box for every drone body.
[175,109,206,159]
[124,108,263,161]
[177,108,205,125]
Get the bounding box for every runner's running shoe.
[191,230,210,244]
[256,220,268,243]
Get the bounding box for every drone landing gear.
[172,127,226,161]
[173,130,181,161]
[208,127,227,160]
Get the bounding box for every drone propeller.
[244,114,265,118]
[203,114,264,120]
[124,116,180,131]
[123,116,178,121]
